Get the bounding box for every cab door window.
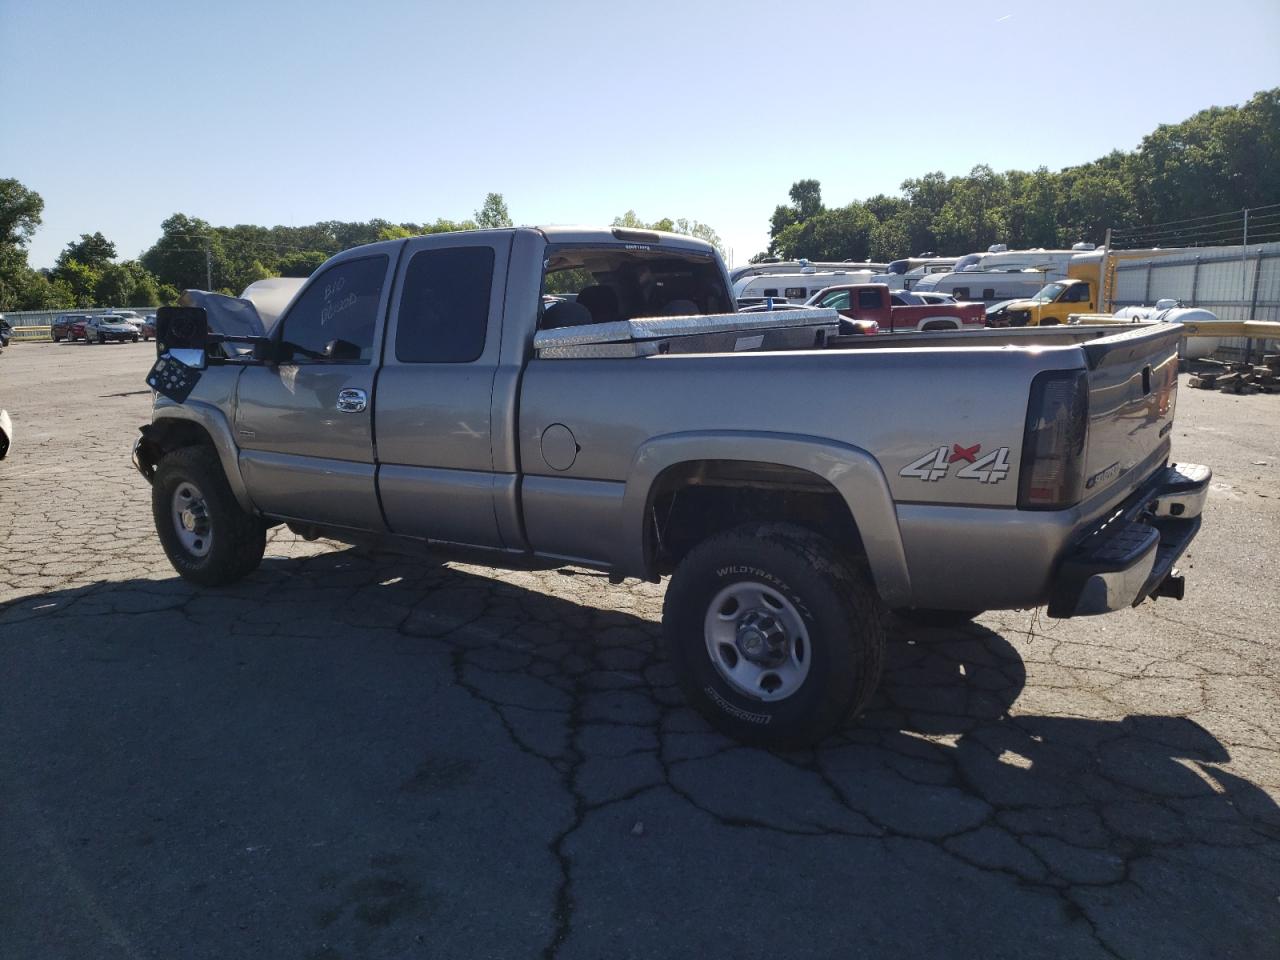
[395,247,495,363]
[277,255,388,362]
[817,290,850,310]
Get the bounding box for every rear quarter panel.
[519,346,1082,508]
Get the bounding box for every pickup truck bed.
[134,226,1209,748]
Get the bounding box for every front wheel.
[663,523,885,749]
[152,445,266,586]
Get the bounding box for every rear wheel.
[663,523,884,749]
[152,445,266,586]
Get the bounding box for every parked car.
[0,408,10,459]
[53,314,92,342]
[140,314,157,340]
[806,282,986,332]
[53,313,81,342]
[133,225,1209,748]
[0,316,11,348]
[85,314,141,343]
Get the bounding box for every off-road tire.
[663,522,885,749]
[152,445,266,586]
[895,608,982,628]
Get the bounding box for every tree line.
[0,188,724,312]
[760,88,1279,262]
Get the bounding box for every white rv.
[730,258,886,284]
[870,256,960,291]
[733,267,876,306]
[913,243,1097,303]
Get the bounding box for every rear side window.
[279,256,387,362]
[857,289,881,310]
[395,247,495,363]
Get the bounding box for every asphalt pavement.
[1,339,1277,959]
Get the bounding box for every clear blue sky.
[3,0,1278,269]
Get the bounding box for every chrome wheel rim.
[171,481,212,557]
[703,582,811,702]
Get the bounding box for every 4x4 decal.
[900,444,1011,484]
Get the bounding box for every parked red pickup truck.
[806,283,985,332]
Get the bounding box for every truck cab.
[1003,279,1095,327]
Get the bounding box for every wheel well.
[921,318,959,331]
[646,460,864,576]
[136,419,217,480]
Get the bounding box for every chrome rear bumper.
[1048,462,1210,618]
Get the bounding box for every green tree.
[95,260,163,306]
[869,217,912,262]
[773,203,876,261]
[932,165,1010,252]
[142,213,222,291]
[54,260,102,307]
[0,178,43,247]
[475,192,513,228]
[789,179,823,220]
[612,211,725,254]
[0,178,46,310]
[57,231,117,270]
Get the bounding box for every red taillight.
[1018,370,1089,510]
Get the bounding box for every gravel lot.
[1,339,1277,960]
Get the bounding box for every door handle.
[336,388,368,413]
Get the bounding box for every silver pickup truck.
[133,226,1210,747]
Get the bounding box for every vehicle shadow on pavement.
[2,546,1277,960]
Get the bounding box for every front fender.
[148,401,253,513]
[617,430,911,607]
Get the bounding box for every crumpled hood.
[178,290,267,339]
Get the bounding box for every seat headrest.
[576,285,620,323]
[541,300,594,330]
[663,299,699,316]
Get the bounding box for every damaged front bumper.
[1047,462,1211,618]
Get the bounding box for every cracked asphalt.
[1,339,1278,960]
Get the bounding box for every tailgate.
[1079,324,1181,502]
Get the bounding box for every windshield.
[1032,282,1067,303]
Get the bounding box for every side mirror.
[156,306,209,354]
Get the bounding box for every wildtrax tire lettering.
[704,686,772,725]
